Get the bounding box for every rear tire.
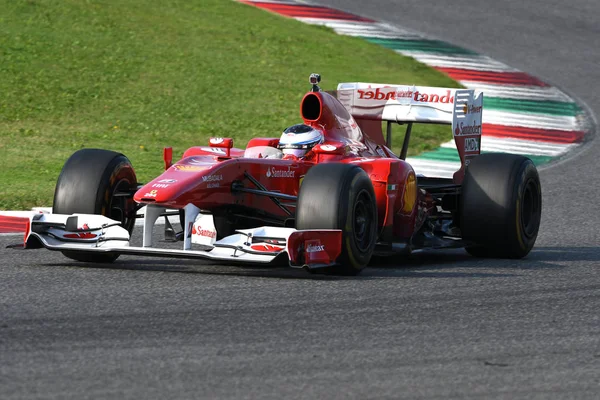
[296,163,377,275]
[460,153,542,258]
[53,149,137,263]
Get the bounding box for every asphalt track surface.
[1,1,599,398]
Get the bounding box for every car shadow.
[42,246,600,281]
[47,257,348,281]
[366,246,600,276]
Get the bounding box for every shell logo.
[402,172,417,213]
[174,165,206,172]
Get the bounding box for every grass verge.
[0,0,459,209]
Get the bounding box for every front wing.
[0,211,342,270]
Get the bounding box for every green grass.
[0,0,459,209]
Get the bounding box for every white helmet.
[278,124,323,157]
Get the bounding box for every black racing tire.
[460,153,542,258]
[296,163,377,275]
[53,149,137,263]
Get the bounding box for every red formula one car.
[1,74,542,275]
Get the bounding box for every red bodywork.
[0,215,31,244]
[133,90,423,242]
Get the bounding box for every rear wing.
[336,83,482,125]
[335,82,483,181]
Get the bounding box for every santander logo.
[192,225,216,239]
[266,166,295,178]
[357,88,455,104]
[454,121,482,136]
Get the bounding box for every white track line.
[482,110,580,131]
[296,19,423,39]
[405,158,461,178]
[399,52,519,73]
[460,82,574,102]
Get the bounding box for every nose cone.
[134,176,183,204]
[133,156,228,205]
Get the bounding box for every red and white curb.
[240,0,593,178]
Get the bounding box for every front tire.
[296,163,377,275]
[53,149,138,263]
[460,153,542,258]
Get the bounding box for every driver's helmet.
[278,124,323,157]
